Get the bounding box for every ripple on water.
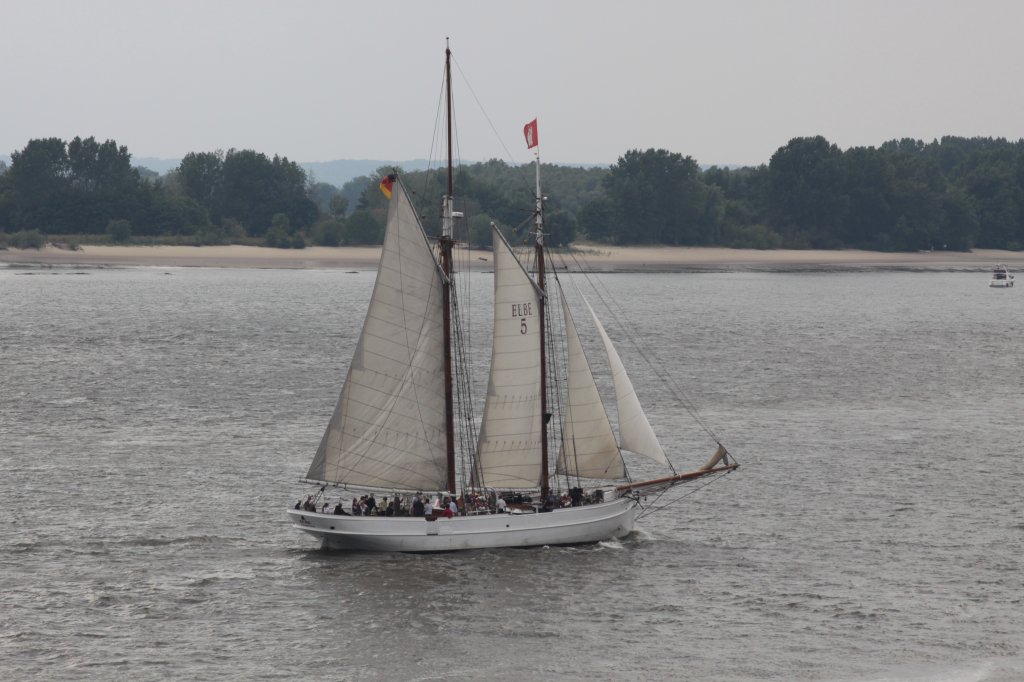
[2,269,1023,680]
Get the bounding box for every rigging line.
[415,61,448,196]
[424,53,479,491]
[505,215,540,277]
[448,54,528,183]
[449,281,480,488]
[571,253,710,433]
[416,52,463,205]
[550,274,627,485]
[633,471,734,520]
[557,248,722,446]
[547,278,573,491]
[449,181,479,490]
[447,163,483,491]
[556,266,664,477]
[448,51,539,207]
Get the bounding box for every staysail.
[557,294,625,479]
[582,295,670,467]
[305,177,449,490]
[476,225,545,488]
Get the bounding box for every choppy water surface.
[2,265,1022,681]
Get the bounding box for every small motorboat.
[989,265,1015,288]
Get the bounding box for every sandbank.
[2,243,1023,272]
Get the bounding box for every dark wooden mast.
[440,42,457,495]
[532,141,549,499]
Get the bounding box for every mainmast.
[526,119,549,499]
[439,41,457,494]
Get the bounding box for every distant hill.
[300,159,435,187]
[132,157,181,174]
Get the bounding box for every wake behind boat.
[286,43,738,552]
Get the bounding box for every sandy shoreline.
[2,243,1023,272]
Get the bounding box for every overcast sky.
[3,1,1023,168]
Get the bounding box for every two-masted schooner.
[286,44,737,552]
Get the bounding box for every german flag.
[379,173,396,199]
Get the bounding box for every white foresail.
[582,296,670,467]
[557,294,625,480]
[476,225,544,488]
[305,178,449,490]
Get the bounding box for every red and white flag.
[523,119,539,149]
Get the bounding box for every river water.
[2,264,1022,681]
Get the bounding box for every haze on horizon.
[3,0,1023,170]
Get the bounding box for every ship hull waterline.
[287,496,637,552]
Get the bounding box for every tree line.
[2,134,1024,251]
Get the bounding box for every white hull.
[288,496,637,552]
[990,266,1014,287]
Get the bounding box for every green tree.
[343,210,384,244]
[963,155,1022,248]
[836,147,894,248]
[106,218,132,243]
[768,136,848,247]
[338,175,373,217]
[6,137,148,234]
[310,217,346,246]
[308,181,343,217]
[143,185,210,236]
[466,214,495,249]
[602,149,713,245]
[67,136,136,194]
[329,193,350,218]
[577,195,617,242]
[177,151,223,211]
[218,149,317,235]
[271,212,291,235]
[7,138,72,231]
[264,224,289,248]
[8,229,46,249]
[544,208,576,247]
[220,218,246,240]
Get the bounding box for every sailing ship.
[286,44,738,552]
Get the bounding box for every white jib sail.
[306,178,449,490]
[557,294,625,479]
[476,225,544,489]
[582,296,670,467]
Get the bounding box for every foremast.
[527,120,550,499]
[439,41,457,495]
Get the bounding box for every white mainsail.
[582,296,670,467]
[476,225,544,488]
[557,294,625,480]
[305,178,449,490]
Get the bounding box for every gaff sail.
[475,225,545,489]
[305,177,449,491]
